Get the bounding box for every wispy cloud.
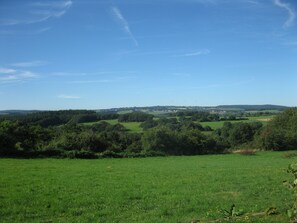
[69,76,136,84]
[0,68,16,74]
[32,27,51,34]
[173,49,210,57]
[52,72,88,76]
[0,67,38,84]
[111,6,138,46]
[0,0,72,26]
[11,60,48,68]
[30,1,73,8]
[115,49,211,57]
[57,94,81,99]
[273,0,296,28]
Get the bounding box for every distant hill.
[0,104,290,116]
[0,110,41,115]
[216,104,289,111]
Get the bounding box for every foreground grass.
[1,152,295,223]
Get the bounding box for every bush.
[63,150,97,159]
[100,150,123,158]
[257,108,297,151]
[118,112,153,122]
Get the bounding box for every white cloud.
[0,68,16,74]
[0,75,18,81]
[58,94,81,99]
[0,67,38,84]
[111,6,138,46]
[11,60,47,67]
[273,0,296,28]
[30,1,73,8]
[18,71,39,78]
[174,49,210,57]
[0,0,72,26]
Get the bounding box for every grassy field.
[84,115,274,133]
[200,115,275,130]
[0,151,296,222]
[83,120,143,133]
[83,115,275,133]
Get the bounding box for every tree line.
[0,108,296,158]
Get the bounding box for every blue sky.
[0,0,296,110]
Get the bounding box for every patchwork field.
[82,115,275,133]
[0,151,296,222]
[200,115,274,130]
[83,119,143,133]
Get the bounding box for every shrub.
[257,108,297,151]
[100,150,123,158]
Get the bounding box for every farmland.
[0,151,296,223]
[199,115,274,130]
[82,115,275,133]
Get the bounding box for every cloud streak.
[11,60,48,68]
[0,0,72,26]
[0,68,16,74]
[111,6,138,46]
[273,0,296,28]
[0,67,38,84]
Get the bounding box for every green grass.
[247,110,281,114]
[117,110,133,114]
[83,120,143,133]
[0,151,296,222]
[119,121,143,133]
[83,115,276,133]
[200,115,275,130]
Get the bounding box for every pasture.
[0,151,295,222]
[83,119,143,133]
[200,115,274,130]
[82,115,275,133]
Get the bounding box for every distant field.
[82,115,275,132]
[83,120,143,133]
[0,151,295,222]
[200,115,275,130]
[247,110,281,114]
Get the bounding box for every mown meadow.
[1,151,296,223]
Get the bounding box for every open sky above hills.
[0,0,296,109]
